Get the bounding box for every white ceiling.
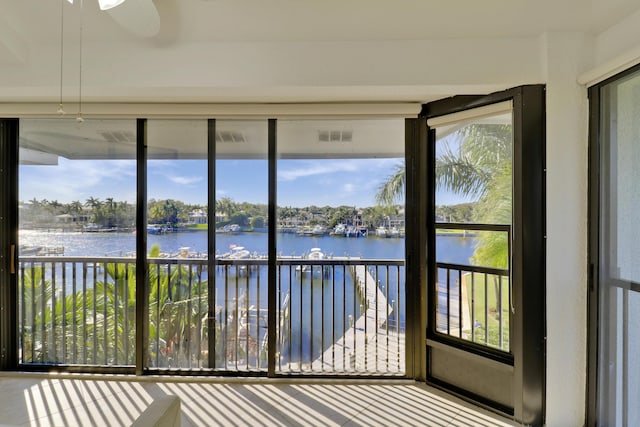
[3,0,638,44]
[1,0,639,104]
[9,0,636,162]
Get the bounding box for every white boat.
[147,224,167,234]
[297,247,328,276]
[228,245,250,259]
[308,247,324,260]
[19,245,43,256]
[224,245,252,275]
[332,224,346,236]
[388,227,400,238]
[376,226,388,237]
[311,225,327,235]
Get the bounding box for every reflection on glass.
[18,119,137,366]
[432,108,513,352]
[597,72,640,426]
[276,119,406,375]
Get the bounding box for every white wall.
[0,38,542,103]
[541,32,592,427]
[595,7,640,66]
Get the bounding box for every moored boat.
[376,226,388,237]
[331,223,347,236]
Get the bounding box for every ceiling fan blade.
[98,0,126,10]
[106,0,160,37]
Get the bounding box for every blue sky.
[20,157,473,207]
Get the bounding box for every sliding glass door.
[275,118,406,375]
[213,120,269,372]
[13,116,410,376]
[18,118,137,367]
[590,67,640,427]
[146,119,208,369]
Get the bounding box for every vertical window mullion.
[207,119,216,369]
[267,118,277,377]
[135,118,148,375]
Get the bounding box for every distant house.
[189,209,208,224]
[55,213,75,224]
[352,209,364,227]
[387,215,405,228]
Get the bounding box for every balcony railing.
[18,256,405,375]
[436,262,510,352]
[435,223,511,353]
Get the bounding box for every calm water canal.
[19,229,477,365]
[19,228,476,262]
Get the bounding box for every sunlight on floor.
[0,374,518,426]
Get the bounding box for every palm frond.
[375,163,405,206]
[435,147,491,199]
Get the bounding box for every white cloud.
[20,158,137,202]
[169,175,203,185]
[278,161,359,182]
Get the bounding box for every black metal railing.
[18,256,405,375]
[436,262,510,351]
[435,223,511,353]
[276,258,404,374]
[19,256,137,366]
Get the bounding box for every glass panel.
[275,119,405,375]
[214,120,268,371]
[598,69,640,426]
[18,118,137,366]
[432,108,513,352]
[609,74,640,284]
[629,290,640,426]
[146,119,208,369]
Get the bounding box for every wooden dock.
[310,264,404,373]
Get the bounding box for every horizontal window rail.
[607,277,640,293]
[18,256,405,376]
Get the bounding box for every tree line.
[19,196,410,230]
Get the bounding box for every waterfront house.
[188,209,208,225]
[1,1,639,426]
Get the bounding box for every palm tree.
[376,164,406,206]
[376,124,512,348]
[377,125,511,203]
[376,124,513,267]
[85,197,102,209]
[216,197,236,221]
[19,244,213,368]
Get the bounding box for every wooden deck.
[310,264,405,374]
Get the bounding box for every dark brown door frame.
[420,85,546,426]
[0,119,19,370]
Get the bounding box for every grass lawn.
[464,272,510,351]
